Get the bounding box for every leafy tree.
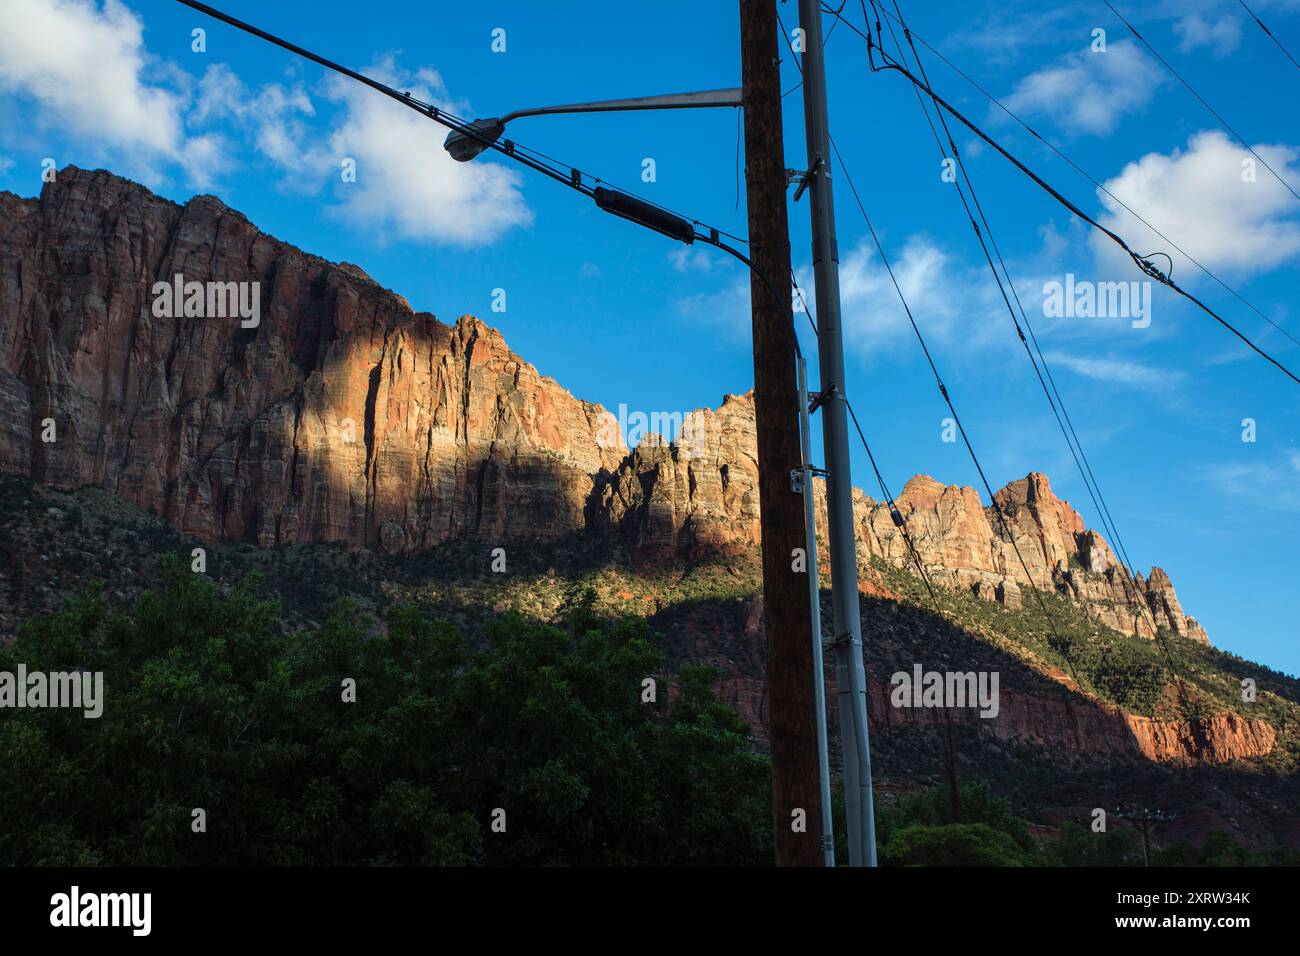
[881,823,1037,866]
[0,564,771,866]
[875,779,1040,860]
[1154,831,1300,867]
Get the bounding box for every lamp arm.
[499,87,742,124]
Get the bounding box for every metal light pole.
[796,0,878,866]
[797,356,836,867]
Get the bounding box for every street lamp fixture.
[443,88,742,162]
[444,118,506,162]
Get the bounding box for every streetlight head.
[443,119,504,162]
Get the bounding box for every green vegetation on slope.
[3,475,1299,861]
[0,560,771,865]
[3,561,1297,865]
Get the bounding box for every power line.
[1238,0,1300,70]
[876,0,1179,671]
[824,127,1082,680]
[832,1,1300,352]
[838,23,1300,387]
[846,400,945,613]
[1102,0,1300,205]
[786,3,1075,667]
[174,0,751,252]
[826,1,1203,702]
[876,0,1150,625]
[777,6,947,619]
[176,0,819,407]
[781,3,848,99]
[791,277,945,616]
[786,8,976,814]
[859,2,1195,698]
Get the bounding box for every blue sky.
[2,0,1298,675]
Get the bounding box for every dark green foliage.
[867,781,1296,867]
[0,563,772,866]
[874,780,1042,866]
[1154,832,1300,867]
[881,823,1037,866]
[1046,822,1141,866]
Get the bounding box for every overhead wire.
[174,0,752,253]
[874,0,1182,678]
[777,6,947,620]
[1102,0,1300,204]
[1237,0,1300,70]
[827,1,1300,355]
[821,0,1300,358]
[825,5,1300,388]
[779,5,1077,672]
[835,135,1082,679]
[791,277,945,616]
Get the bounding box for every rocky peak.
[896,474,948,510]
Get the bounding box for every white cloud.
[1001,39,1164,135]
[675,236,1008,356]
[313,59,531,246]
[0,3,530,244]
[948,3,1090,66]
[1092,130,1300,278]
[193,64,317,179]
[673,273,751,343]
[1042,350,1185,394]
[0,0,220,185]
[1173,14,1242,57]
[1194,452,1300,513]
[667,246,717,273]
[834,236,1007,356]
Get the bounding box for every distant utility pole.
[739,0,824,867]
[1115,806,1171,867]
[796,0,878,866]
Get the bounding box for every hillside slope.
[2,474,1297,851]
[2,168,1296,851]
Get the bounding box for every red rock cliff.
[0,168,1208,645]
[0,168,625,552]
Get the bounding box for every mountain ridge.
[0,165,1205,646]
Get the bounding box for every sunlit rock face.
[0,167,1206,645]
[0,168,624,551]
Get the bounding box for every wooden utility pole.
[739,0,824,867]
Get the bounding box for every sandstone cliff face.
[863,677,1274,764]
[591,393,761,561]
[0,168,625,552]
[860,471,1209,644]
[0,168,1206,646]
